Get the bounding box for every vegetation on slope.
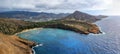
[0,18,101,35]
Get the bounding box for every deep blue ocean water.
[17,16,120,54]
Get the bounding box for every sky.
[0,0,120,15]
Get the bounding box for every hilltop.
[62,11,100,23]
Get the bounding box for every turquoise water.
[18,28,91,54]
[17,16,120,54]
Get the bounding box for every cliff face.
[0,33,36,54]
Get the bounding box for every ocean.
[17,16,120,54]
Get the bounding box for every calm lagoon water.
[17,16,120,54]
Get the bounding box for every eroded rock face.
[0,33,36,54]
[88,25,102,34]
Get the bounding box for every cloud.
[0,0,120,15]
[35,0,111,11]
[102,0,120,15]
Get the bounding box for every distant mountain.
[0,11,40,18]
[96,15,108,18]
[62,11,100,23]
[0,11,107,22]
[0,11,69,21]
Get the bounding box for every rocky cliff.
[0,33,36,54]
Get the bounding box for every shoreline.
[32,43,44,54]
[89,26,105,36]
[14,28,43,54]
[32,47,36,54]
[14,26,102,54]
[14,28,43,35]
